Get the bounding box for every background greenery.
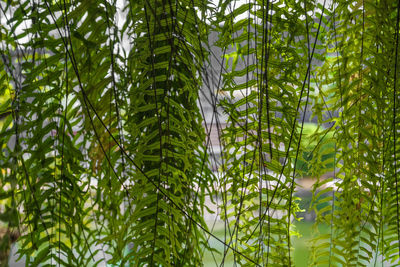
[1,0,400,266]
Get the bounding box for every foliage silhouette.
[0,0,400,266]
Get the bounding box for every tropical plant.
[295,122,335,177]
[1,0,400,266]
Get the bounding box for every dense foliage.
[1,0,400,266]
